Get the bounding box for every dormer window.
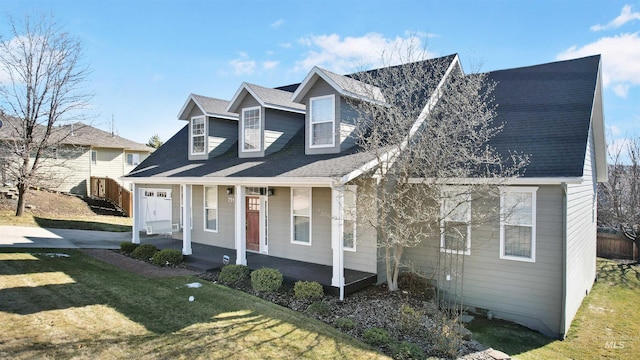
[242,106,261,152]
[310,95,335,148]
[191,116,206,155]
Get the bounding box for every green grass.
[467,258,640,359]
[0,210,131,232]
[0,248,386,359]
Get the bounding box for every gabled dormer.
[178,94,239,161]
[227,83,305,158]
[292,67,385,155]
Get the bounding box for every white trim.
[407,177,585,186]
[309,94,336,148]
[291,187,312,245]
[499,186,538,262]
[261,196,269,254]
[241,106,262,152]
[182,184,192,255]
[203,185,218,233]
[190,116,207,155]
[125,176,334,187]
[331,185,345,300]
[235,185,247,265]
[439,187,471,255]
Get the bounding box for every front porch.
[141,237,377,296]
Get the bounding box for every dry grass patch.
[0,248,386,359]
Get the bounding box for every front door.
[246,196,260,251]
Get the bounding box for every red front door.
[246,196,260,251]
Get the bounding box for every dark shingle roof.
[486,55,600,178]
[127,125,374,179]
[191,94,238,119]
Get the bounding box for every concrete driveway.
[0,226,131,249]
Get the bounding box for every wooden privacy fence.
[597,231,638,260]
[90,176,132,217]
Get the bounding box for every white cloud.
[591,5,640,31]
[271,19,285,29]
[608,124,621,136]
[295,32,437,74]
[263,60,279,70]
[229,58,256,75]
[557,32,640,98]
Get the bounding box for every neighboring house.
[0,120,153,196]
[124,54,605,339]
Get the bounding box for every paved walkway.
[0,226,130,249]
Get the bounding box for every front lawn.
[467,258,640,359]
[0,248,385,359]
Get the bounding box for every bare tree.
[598,135,640,261]
[0,14,92,216]
[348,47,527,292]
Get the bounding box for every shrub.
[219,264,250,285]
[294,281,324,300]
[131,244,158,261]
[334,317,356,330]
[306,301,331,316]
[392,341,426,360]
[152,249,183,266]
[250,268,283,292]
[363,327,391,347]
[398,304,422,333]
[427,314,463,358]
[398,272,434,300]
[120,242,139,254]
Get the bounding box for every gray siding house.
[124,54,605,339]
[0,120,153,196]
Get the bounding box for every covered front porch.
[141,237,377,296]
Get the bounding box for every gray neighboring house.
[124,54,606,338]
[0,120,153,196]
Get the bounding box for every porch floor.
[140,236,377,296]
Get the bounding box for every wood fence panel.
[597,232,638,260]
[89,176,132,217]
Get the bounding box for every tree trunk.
[15,183,27,217]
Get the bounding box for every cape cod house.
[124,54,605,338]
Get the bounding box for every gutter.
[560,182,568,338]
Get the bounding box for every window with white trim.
[191,116,206,155]
[291,188,311,244]
[91,150,97,165]
[343,186,357,251]
[310,95,335,147]
[242,107,261,151]
[440,188,471,255]
[126,153,140,166]
[500,187,537,262]
[204,186,218,232]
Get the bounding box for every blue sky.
[2,0,639,156]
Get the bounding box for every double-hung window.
[500,187,537,262]
[343,186,357,251]
[440,188,471,255]
[309,95,335,147]
[91,150,97,165]
[191,116,206,155]
[204,186,218,232]
[291,188,311,245]
[126,153,140,166]
[242,107,261,151]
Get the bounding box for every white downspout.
[560,182,568,338]
[331,186,345,300]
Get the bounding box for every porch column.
[182,184,192,255]
[331,186,345,300]
[235,185,247,265]
[131,183,140,244]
